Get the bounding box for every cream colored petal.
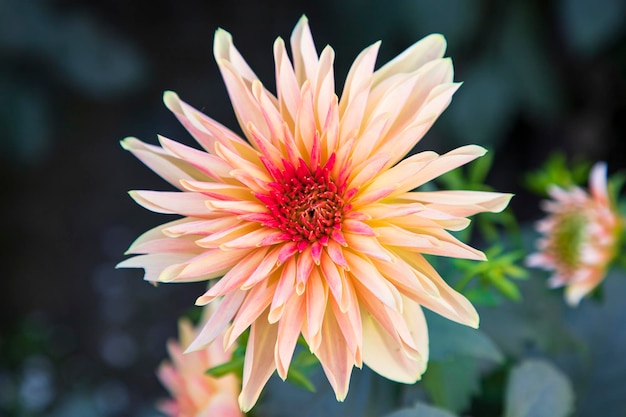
[364,72,420,145]
[195,222,258,248]
[121,137,210,188]
[376,224,486,260]
[158,135,235,181]
[273,37,300,125]
[126,235,201,255]
[329,283,363,366]
[338,41,380,121]
[226,280,277,347]
[391,145,487,197]
[354,281,420,359]
[379,208,471,232]
[294,81,316,162]
[372,33,447,86]
[239,246,282,290]
[348,151,392,189]
[162,217,240,238]
[239,311,278,412]
[216,58,276,145]
[206,199,268,215]
[353,150,438,206]
[172,248,253,282]
[163,91,250,155]
[348,112,391,169]
[213,28,258,82]
[363,203,425,219]
[303,268,328,351]
[361,298,428,383]
[315,308,354,401]
[384,83,460,164]
[290,15,319,85]
[196,247,270,304]
[398,249,479,327]
[269,256,297,323]
[129,191,214,217]
[319,252,346,309]
[125,217,198,253]
[344,250,401,310]
[275,294,305,379]
[186,290,246,352]
[343,233,393,262]
[399,190,513,216]
[179,180,253,201]
[116,253,192,282]
[369,59,454,155]
[314,46,336,130]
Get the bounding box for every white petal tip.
[162,90,180,110]
[120,137,139,150]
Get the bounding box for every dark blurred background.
[1,0,625,416]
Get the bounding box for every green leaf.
[384,402,459,417]
[490,275,522,301]
[286,366,317,392]
[464,287,501,307]
[469,150,494,185]
[205,356,245,378]
[422,358,481,414]
[504,359,574,417]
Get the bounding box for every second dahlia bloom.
[527,162,621,306]
[157,308,242,417]
[118,17,512,411]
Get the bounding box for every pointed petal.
[372,34,447,86]
[239,311,278,412]
[129,191,214,217]
[290,15,319,85]
[121,137,210,188]
[361,298,428,383]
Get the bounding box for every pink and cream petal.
[239,312,279,412]
[121,137,211,187]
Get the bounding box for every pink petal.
[129,191,215,217]
[196,247,270,303]
[121,137,210,188]
[372,33,447,86]
[400,190,513,216]
[273,37,300,124]
[186,290,246,352]
[275,294,305,379]
[361,297,428,383]
[269,256,297,323]
[290,15,319,85]
[343,250,401,310]
[303,268,328,351]
[116,253,192,282]
[227,281,277,348]
[158,135,234,180]
[315,309,354,401]
[239,311,278,412]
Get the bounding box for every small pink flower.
[157,308,242,417]
[527,162,621,306]
[119,16,512,411]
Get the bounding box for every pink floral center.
[256,154,350,247]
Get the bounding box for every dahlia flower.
[118,16,512,411]
[527,162,620,306]
[157,308,242,417]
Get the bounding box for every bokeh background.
[1,0,625,416]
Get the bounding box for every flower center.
[257,154,348,245]
[551,211,588,268]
